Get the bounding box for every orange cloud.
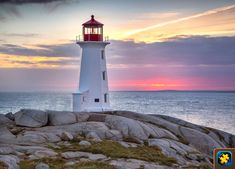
[0,54,77,69]
[127,5,235,42]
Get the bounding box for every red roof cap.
[82,15,103,27]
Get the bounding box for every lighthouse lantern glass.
[82,15,103,41]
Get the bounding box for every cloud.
[107,36,235,66]
[127,5,235,42]
[0,0,76,4]
[1,35,235,67]
[0,0,79,22]
[0,15,6,21]
[0,42,80,57]
[0,35,235,90]
[0,4,22,20]
[128,5,235,35]
[105,36,235,90]
[0,33,40,37]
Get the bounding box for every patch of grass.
[0,161,7,169]
[20,158,115,169]
[20,158,65,169]
[123,137,142,144]
[53,140,177,166]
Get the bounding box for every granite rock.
[15,109,47,128]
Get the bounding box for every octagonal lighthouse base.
[73,92,111,112]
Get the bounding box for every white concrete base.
[72,93,82,112]
[73,92,111,112]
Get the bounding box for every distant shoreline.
[0,90,235,93]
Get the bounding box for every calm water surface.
[0,91,234,134]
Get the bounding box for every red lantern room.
[82,15,103,41]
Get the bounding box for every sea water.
[0,91,234,134]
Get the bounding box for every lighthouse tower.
[73,15,110,112]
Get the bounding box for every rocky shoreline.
[0,109,234,169]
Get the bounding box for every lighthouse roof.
[82,15,103,27]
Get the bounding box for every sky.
[0,0,235,91]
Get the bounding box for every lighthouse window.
[104,93,108,103]
[94,98,99,102]
[102,71,106,80]
[101,50,104,60]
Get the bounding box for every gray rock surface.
[78,140,91,146]
[5,112,15,121]
[61,151,107,160]
[15,109,48,128]
[85,131,102,141]
[73,112,90,122]
[148,138,204,165]
[0,109,234,169]
[0,155,19,169]
[180,126,224,155]
[0,127,16,144]
[17,132,45,144]
[35,162,50,169]
[110,159,172,169]
[48,111,76,126]
[0,147,15,155]
[60,131,74,141]
[0,114,14,126]
[105,115,177,142]
[29,149,57,160]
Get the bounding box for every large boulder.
[29,149,57,160]
[61,151,107,160]
[105,115,177,142]
[14,109,48,128]
[5,112,15,121]
[110,159,172,169]
[0,127,16,144]
[17,131,61,144]
[180,127,224,155]
[0,155,19,169]
[35,162,49,169]
[48,111,76,126]
[105,111,181,136]
[0,147,15,155]
[0,114,14,126]
[72,112,90,122]
[148,138,205,165]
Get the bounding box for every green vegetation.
[20,159,115,169]
[0,161,7,169]
[53,140,177,166]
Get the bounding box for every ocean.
[0,91,234,135]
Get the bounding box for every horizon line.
[0,90,235,93]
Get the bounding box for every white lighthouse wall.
[74,42,110,112]
[72,93,82,111]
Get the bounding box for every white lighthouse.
[73,15,110,112]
